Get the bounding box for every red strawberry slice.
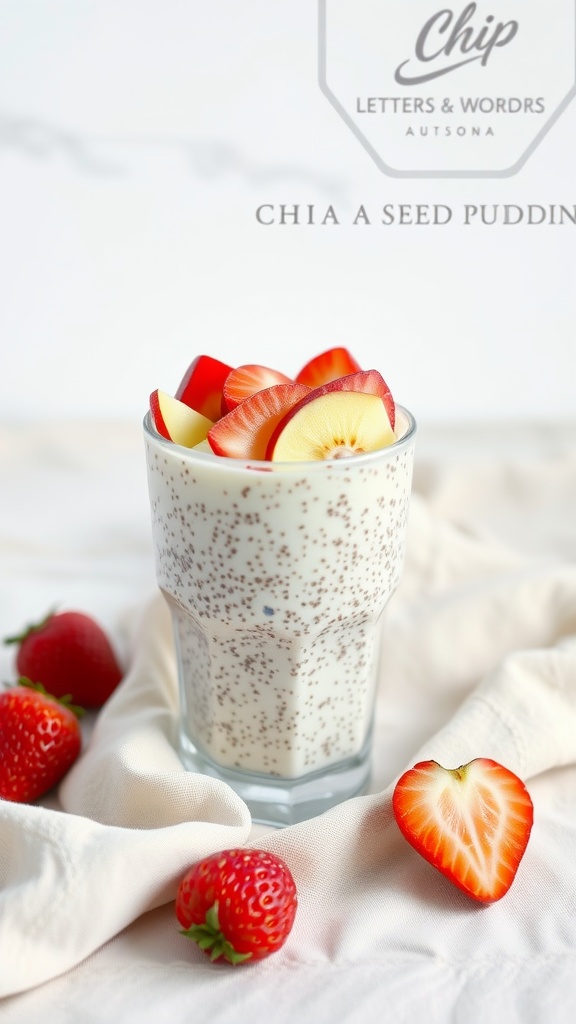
[176,355,233,422]
[208,382,311,459]
[392,758,534,903]
[295,347,362,389]
[222,364,293,411]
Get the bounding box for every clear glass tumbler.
[144,408,416,826]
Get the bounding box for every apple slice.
[176,354,233,422]
[313,368,395,429]
[266,389,396,462]
[295,347,362,389]
[192,438,214,453]
[222,364,293,411]
[208,382,311,459]
[150,390,213,448]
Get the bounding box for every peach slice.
[266,389,396,461]
[150,390,213,448]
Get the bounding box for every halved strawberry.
[176,355,233,422]
[392,758,534,904]
[222,364,293,411]
[208,383,310,459]
[295,347,362,389]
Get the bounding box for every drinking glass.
[144,408,416,826]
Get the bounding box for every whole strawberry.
[175,848,298,964]
[0,680,82,803]
[4,610,123,708]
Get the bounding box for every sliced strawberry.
[176,355,233,422]
[222,364,293,411]
[295,347,362,389]
[208,383,310,459]
[392,758,534,904]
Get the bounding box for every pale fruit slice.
[318,369,395,430]
[266,390,396,461]
[150,390,213,448]
[192,438,214,453]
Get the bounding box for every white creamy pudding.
[145,410,415,781]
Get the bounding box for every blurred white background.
[0,0,575,423]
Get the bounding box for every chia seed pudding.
[144,409,416,784]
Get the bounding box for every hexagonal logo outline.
[318,0,576,178]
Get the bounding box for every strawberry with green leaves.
[392,757,534,903]
[0,680,82,803]
[4,609,122,708]
[176,848,298,964]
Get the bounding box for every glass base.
[179,729,372,828]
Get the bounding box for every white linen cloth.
[1,420,576,1022]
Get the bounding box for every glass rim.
[143,404,417,473]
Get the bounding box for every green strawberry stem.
[4,608,58,646]
[181,901,252,965]
[17,677,85,718]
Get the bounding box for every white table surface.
[1,418,575,1023]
